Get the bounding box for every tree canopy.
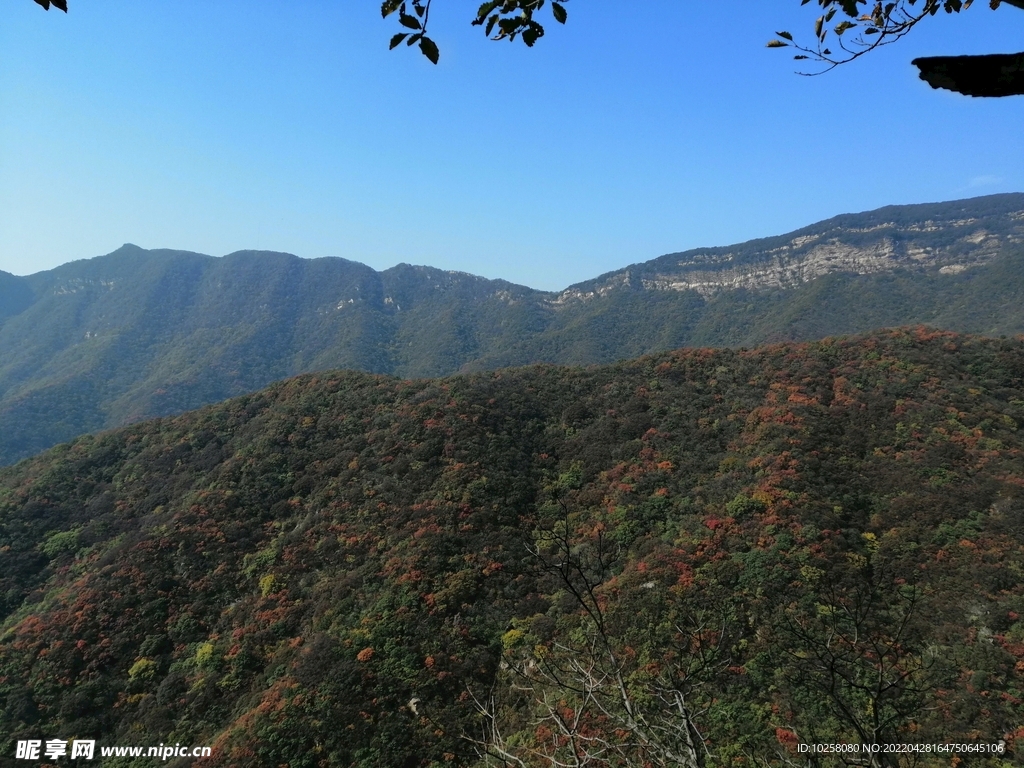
[2,329,1024,763]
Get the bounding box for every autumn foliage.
[1,328,1022,766]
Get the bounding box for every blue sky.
[1,0,1021,291]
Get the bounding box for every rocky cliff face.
[556,195,1024,302]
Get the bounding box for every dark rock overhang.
[913,51,1024,97]
[912,0,1024,97]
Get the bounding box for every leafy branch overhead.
[768,0,1024,95]
[381,0,440,64]
[382,0,568,64]
[768,0,981,71]
[31,0,1021,93]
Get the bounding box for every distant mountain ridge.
[1,191,1022,465]
[561,193,1024,299]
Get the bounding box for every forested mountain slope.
[1,192,1022,465]
[1,329,1023,765]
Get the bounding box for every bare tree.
[777,572,949,768]
[467,502,737,768]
